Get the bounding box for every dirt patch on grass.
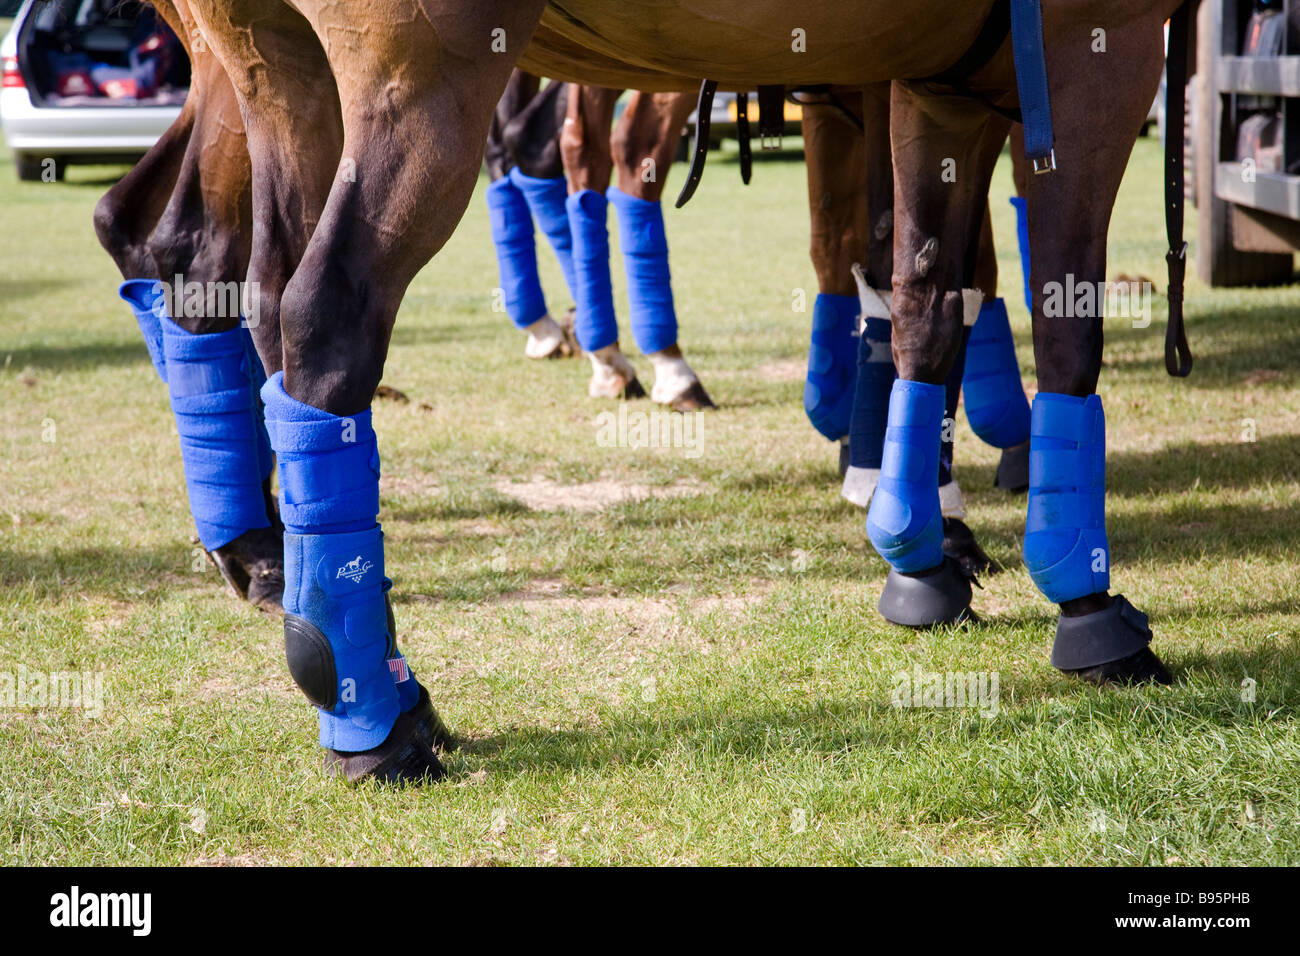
[754,358,805,382]
[380,473,443,499]
[493,477,705,513]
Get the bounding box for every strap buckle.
[1031,149,1057,175]
[761,134,782,151]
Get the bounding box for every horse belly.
[534,1,997,88]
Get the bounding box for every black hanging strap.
[1164,0,1194,377]
[736,92,753,185]
[676,80,718,209]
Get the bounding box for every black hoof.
[942,517,1001,577]
[995,441,1030,493]
[1053,594,1172,686]
[324,708,447,785]
[622,377,648,400]
[409,683,458,752]
[667,379,717,411]
[208,526,285,614]
[878,556,974,628]
[838,442,851,478]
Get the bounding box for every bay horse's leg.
[865,81,1010,627]
[560,84,647,400]
[609,91,715,411]
[1020,10,1173,685]
[96,0,283,611]
[485,71,579,360]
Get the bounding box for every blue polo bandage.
[566,189,619,353]
[119,279,168,379]
[486,176,547,331]
[849,314,895,470]
[608,187,677,356]
[119,279,273,551]
[805,293,861,442]
[866,380,946,573]
[1023,392,1110,604]
[509,168,578,301]
[963,297,1031,449]
[262,372,419,751]
[1010,196,1032,313]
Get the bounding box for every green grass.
[1,136,1298,865]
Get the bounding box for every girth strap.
[736,92,753,185]
[1163,0,1194,378]
[1008,0,1056,172]
[757,84,785,149]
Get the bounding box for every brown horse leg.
[96,1,283,611]
[561,84,646,400]
[864,80,1009,627]
[1022,9,1172,685]
[610,91,714,411]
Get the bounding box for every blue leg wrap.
[1010,196,1032,314]
[866,380,946,573]
[486,176,547,331]
[565,189,619,353]
[963,297,1032,450]
[804,293,861,442]
[940,326,972,488]
[120,280,274,551]
[849,315,896,470]
[607,187,678,356]
[509,168,578,301]
[1023,392,1110,604]
[262,372,418,751]
[119,279,168,380]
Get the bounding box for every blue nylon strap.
[119,279,168,381]
[963,297,1032,449]
[866,380,946,574]
[159,314,272,551]
[849,315,896,470]
[486,176,547,330]
[608,187,678,356]
[804,293,861,442]
[1009,197,1033,313]
[566,189,619,353]
[1009,0,1055,167]
[261,371,378,536]
[1023,392,1110,604]
[509,168,579,302]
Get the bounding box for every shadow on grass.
[0,277,77,304]
[1108,434,1300,495]
[3,340,148,372]
[0,544,207,602]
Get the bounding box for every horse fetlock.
[587,344,643,399]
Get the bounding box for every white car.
[1,0,187,181]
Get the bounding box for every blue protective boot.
[263,372,448,782]
[566,189,619,354]
[1010,195,1033,314]
[119,280,283,610]
[509,168,579,301]
[804,293,860,443]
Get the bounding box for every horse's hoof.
[942,517,1001,577]
[878,556,975,628]
[660,378,716,412]
[323,708,447,785]
[560,307,581,356]
[587,345,643,399]
[995,441,1030,493]
[208,527,285,614]
[1052,594,1171,685]
[838,442,851,478]
[524,314,574,360]
[408,683,458,752]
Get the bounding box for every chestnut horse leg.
[560,85,647,399]
[608,90,715,411]
[486,71,579,360]
[95,0,282,611]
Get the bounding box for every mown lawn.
[1,130,1297,865]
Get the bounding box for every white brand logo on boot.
[336,555,374,584]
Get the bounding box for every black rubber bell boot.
[1052,594,1172,685]
[995,441,1030,493]
[878,556,974,628]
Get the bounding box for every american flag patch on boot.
[388,657,411,683]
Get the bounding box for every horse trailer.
[1193,0,1300,284]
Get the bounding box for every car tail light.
[2,56,24,89]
